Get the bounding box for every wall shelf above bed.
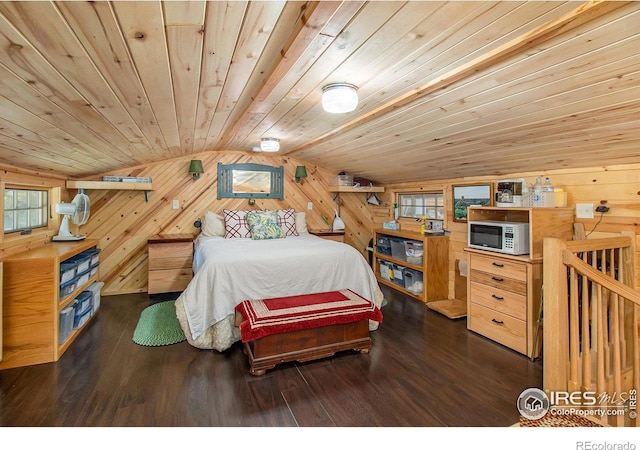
[66,180,154,201]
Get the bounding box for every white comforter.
[175,232,384,351]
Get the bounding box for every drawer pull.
[491,276,504,282]
[491,294,504,300]
[492,318,505,325]
[492,262,504,268]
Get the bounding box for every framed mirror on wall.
[217,163,284,199]
[452,183,493,222]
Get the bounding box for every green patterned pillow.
[246,210,285,240]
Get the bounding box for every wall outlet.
[172,199,179,210]
[307,202,313,210]
[575,203,594,219]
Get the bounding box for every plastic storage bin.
[75,291,93,317]
[59,302,76,344]
[390,238,406,261]
[60,261,77,284]
[392,263,406,288]
[405,240,424,265]
[69,253,91,274]
[73,307,92,330]
[84,248,101,266]
[379,261,392,281]
[75,269,91,288]
[84,282,104,312]
[403,268,424,294]
[59,279,76,300]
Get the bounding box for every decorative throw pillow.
[246,210,285,240]
[277,208,299,236]
[295,212,308,233]
[223,209,252,239]
[201,211,225,237]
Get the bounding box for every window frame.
[397,191,444,221]
[2,182,58,241]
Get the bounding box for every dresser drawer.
[469,253,527,281]
[469,281,526,320]
[470,270,527,296]
[148,268,192,294]
[148,242,193,270]
[468,303,527,354]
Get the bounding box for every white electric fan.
[53,189,91,241]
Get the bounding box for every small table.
[147,234,194,294]
[309,229,345,242]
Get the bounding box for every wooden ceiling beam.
[285,0,631,156]
[217,1,352,149]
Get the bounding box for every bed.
[175,220,384,352]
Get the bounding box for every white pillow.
[201,211,225,237]
[295,212,308,233]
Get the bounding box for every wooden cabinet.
[0,240,100,369]
[465,207,574,358]
[309,230,345,243]
[373,229,448,303]
[147,234,194,294]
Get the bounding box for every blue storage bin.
[73,307,92,330]
[75,291,93,317]
[84,248,101,266]
[60,261,77,284]
[68,251,91,273]
[59,279,76,300]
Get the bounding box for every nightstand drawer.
[148,242,193,270]
[468,303,526,354]
[148,268,192,294]
[469,253,527,281]
[469,281,526,320]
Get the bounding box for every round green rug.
[133,300,186,346]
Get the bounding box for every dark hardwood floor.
[0,286,543,428]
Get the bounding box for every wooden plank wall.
[384,164,640,300]
[65,151,378,295]
[1,158,639,298]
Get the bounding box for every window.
[398,192,444,220]
[4,188,48,234]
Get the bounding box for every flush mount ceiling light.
[260,137,280,152]
[322,82,358,113]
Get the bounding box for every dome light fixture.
[260,137,280,152]
[322,82,358,113]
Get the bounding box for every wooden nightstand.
[309,230,345,243]
[148,234,194,294]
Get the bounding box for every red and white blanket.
[234,289,383,342]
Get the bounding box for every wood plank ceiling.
[0,1,637,185]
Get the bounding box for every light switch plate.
[307,202,313,210]
[575,203,594,219]
[172,199,179,210]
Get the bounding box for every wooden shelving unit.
[0,240,100,369]
[328,186,384,193]
[373,228,448,303]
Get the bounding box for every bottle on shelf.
[542,177,554,192]
[533,176,543,204]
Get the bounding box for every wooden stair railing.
[543,235,639,427]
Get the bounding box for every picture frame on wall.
[452,184,493,222]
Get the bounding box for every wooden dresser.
[147,234,194,294]
[465,207,574,359]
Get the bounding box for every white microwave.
[467,221,530,255]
